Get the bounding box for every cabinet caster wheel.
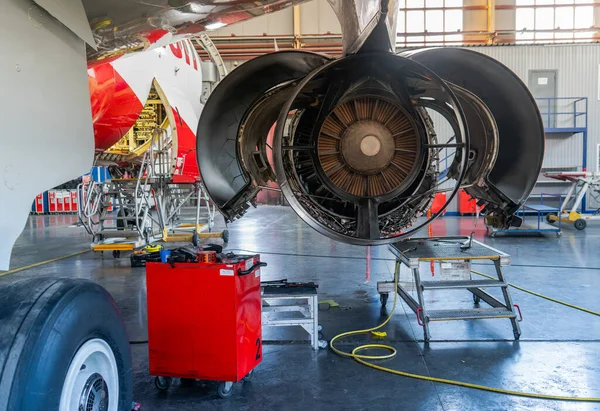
[242,369,254,382]
[380,293,389,307]
[112,250,121,259]
[218,381,234,398]
[155,376,172,391]
[318,340,328,349]
[556,231,562,237]
[473,294,481,304]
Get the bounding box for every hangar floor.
[4,206,600,410]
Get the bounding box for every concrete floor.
[3,206,600,410]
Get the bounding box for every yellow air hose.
[329,261,600,402]
[471,269,600,317]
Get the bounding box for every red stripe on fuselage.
[88,62,143,152]
[171,107,199,182]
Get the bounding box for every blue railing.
[535,97,587,131]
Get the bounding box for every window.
[515,0,594,43]
[397,0,464,47]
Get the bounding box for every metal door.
[529,70,557,128]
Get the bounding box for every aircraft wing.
[0,0,94,270]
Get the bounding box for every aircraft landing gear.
[0,278,132,411]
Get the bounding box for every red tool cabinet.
[34,193,44,214]
[146,254,263,390]
[48,191,57,213]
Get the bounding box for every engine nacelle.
[197,47,544,245]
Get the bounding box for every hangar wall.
[210,0,519,44]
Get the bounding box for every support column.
[293,5,301,49]
[594,0,600,40]
[463,0,491,44]
[495,0,516,43]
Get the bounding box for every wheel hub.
[79,373,109,411]
[59,339,119,411]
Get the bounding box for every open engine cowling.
[197,45,544,245]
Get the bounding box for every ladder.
[378,237,521,342]
[77,181,101,235]
[77,129,172,249]
[79,127,223,251]
[77,178,157,246]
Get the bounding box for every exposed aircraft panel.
[81,0,312,64]
[196,51,331,221]
[403,48,545,213]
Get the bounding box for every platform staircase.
[380,239,522,341]
[78,128,218,251]
[78,129,173,249]
[161,181,217,243]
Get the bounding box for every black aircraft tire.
[0,278,132,411]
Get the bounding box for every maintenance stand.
[262,281,327,350]
[378,237,521,342]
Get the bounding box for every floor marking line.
[0,249,91,278]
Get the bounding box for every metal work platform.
[262,283,326,350]
[79,129,227,256]
[378,237,521,342]
[161,181,227,245]
[486,196,562,237]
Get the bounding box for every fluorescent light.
[205,22,226,30]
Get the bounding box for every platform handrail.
[535,97,587,130]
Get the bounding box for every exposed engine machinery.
[198,1,545,246]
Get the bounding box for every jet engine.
[197,7,544,245]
